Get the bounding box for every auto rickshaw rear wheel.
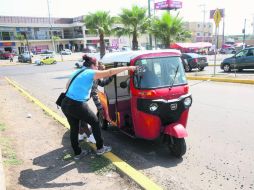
[168,137,186,158]
[97,111,108,130]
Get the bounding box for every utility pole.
[222,11,225,47]
[199,4,206,42]
[252,14,254,35]
[47,0,55,52]
[242,18,246,49]
[148,0,152,49]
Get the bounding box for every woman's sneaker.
[78,133,87,141]
[96,145,112,155]
[73,149,88,160]
[86,134,96,144]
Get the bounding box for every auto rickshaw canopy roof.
[100,49,181,65]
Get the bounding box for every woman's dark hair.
[82,54,97,67]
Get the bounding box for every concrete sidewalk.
[0,148,6,190]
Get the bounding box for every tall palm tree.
[150,12,190,48]
[15,33,26,53]
[84,11,114,58]
[117,5,149,50]
[52,35,61,52]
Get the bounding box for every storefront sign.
[0,42,16,47]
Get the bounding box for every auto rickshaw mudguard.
[164,123,188,138]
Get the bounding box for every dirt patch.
[0,78,140,190]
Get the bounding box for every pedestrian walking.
[9,55,13,62]
[61,55,136,159]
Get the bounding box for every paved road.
[186,65,254,80]
[1,63,254,190]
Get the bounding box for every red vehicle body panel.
[127,52,189,139]
[164,123,188,138]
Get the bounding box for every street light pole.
[243,18,246,49]
[148,0,152,49]
[199,4,206,42]
[47,0,55,52]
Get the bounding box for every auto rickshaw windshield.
[134,56,187,89]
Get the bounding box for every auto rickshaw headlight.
[184,97,192,108]
[149,103,158,112]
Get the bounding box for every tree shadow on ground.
[18,131,93,189]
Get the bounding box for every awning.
[170,42,212,50]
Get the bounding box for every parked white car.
[60,49,72,55]
[220,47,236,54]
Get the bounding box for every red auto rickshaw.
[98,49,192,157]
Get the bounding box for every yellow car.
[35,55,57,65]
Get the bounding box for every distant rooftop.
[0,15,84,25]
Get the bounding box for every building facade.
[0,15,140,54]
[184,21,214,43]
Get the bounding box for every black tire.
[185,64,192,72]
[223,64,231,72]
[238,68,243,72]
[198,66,204,71]
[168,137,186,158]
[97,111,108,130]
[53,61,57,64]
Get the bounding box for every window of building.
[197,24,200,28]
[196,33,200,36]
[204,24,206,28]
[2,32,11,40]
[74,27,83,38]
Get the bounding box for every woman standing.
[61,55,136,159]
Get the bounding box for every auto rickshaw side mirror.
[120,81,128,88]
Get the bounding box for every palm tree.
[116,5,149,50]
[52,35,61,52]
[175,30,192,42]
[15,33,26,53]
[150,12,190,48]
[84,11,115,58]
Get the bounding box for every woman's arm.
[94,66,136,80]
[66,79,71,89]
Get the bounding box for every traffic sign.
[213,8,221,27]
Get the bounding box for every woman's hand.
[128,66,137,71]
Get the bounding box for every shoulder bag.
[56,69,85,107]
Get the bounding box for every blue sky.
[1,0,253,35]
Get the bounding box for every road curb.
[0,147,6,190]
[0,63,28,67]
[187,76,254,85]
[208,64,220,66]
[5,77,163,190]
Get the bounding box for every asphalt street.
[1,62,254,190]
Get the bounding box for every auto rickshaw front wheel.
[168,137,186,158]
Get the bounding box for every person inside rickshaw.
[134,57,187,89]
[137,60,160,88]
